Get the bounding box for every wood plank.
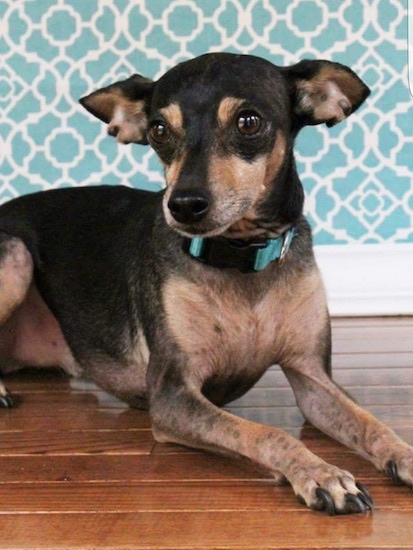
[3,390,127,409]
[0,482,299,513]
[229,385,413,408]
[332,317,413,328]
[0,400,151,431]
[2,368,71,392]
[0,481,411,514]
[250,364,413,389]
[0,453,270,483]
[333,353,413,369]
[0,448,398,485]
[0,429,154,456]
[333,337,413,354]
[1,339,413,549]
[228,405,413,430]
[0,510,413,549]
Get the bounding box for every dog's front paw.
[292,462,373,515]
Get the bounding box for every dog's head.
[80,53,369,239]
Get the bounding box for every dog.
[0,52,412,515]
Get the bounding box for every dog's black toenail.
[386,460,403,485]
[315,488,336,516]
[355,482,374,510]
[0,394,14,408]
[344,493,368,514]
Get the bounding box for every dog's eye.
[149,122,171,144]
[237,111,261,136]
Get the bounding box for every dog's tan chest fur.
[163,265,326,403]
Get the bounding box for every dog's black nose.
[168,191,210,224]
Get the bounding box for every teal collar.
[182,227,296,273]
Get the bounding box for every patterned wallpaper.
[0,0,412,245]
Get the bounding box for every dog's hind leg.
[0,234,34,407]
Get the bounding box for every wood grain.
[0,330,413,550]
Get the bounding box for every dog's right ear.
[79,75,155,145]
[283,60,370,131]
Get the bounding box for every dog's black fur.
[1,53,412,515]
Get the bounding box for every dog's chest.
[162,274,288,384]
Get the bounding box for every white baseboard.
[315,243,413,317]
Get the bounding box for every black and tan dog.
[0,53,412,514]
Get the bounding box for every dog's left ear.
[284,60,370,129]
[79,74,155,144]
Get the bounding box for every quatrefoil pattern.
[0,0,412,244]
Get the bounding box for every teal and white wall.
[1,0,412,314]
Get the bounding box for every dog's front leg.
[147,354,372,515]
[284,366,413,490]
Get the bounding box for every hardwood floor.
[0,319,413,549]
